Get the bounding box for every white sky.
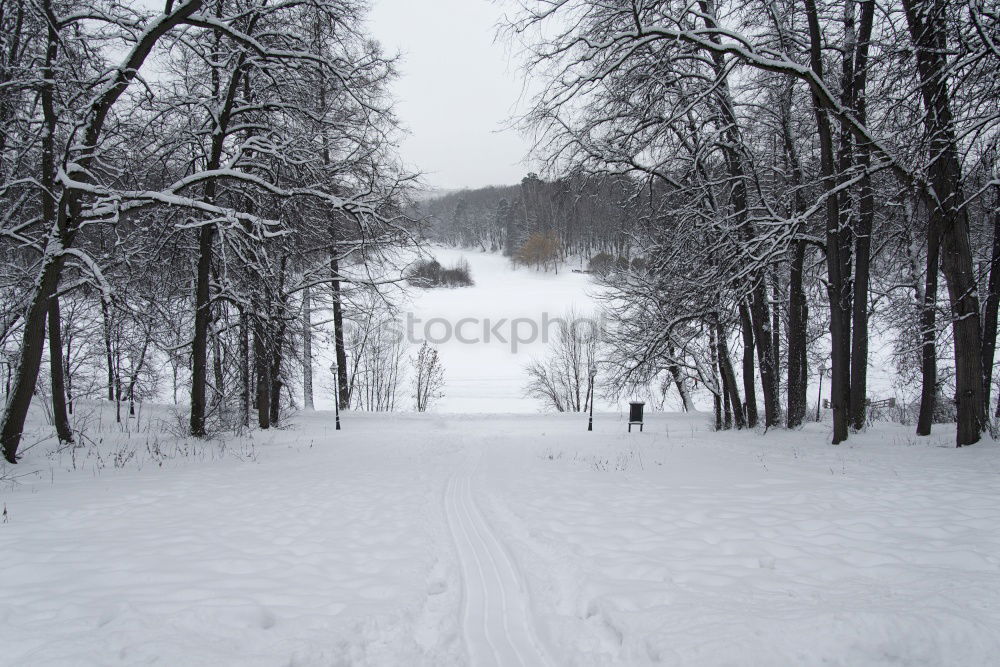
[367,0,536,191]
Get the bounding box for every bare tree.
[525,311,598,412]
[412,342,445,412]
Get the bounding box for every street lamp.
[587,366,596,431]
[816,364,828,422]
[330,361,342,431]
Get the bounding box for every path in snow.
[445,462,548,667]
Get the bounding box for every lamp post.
[816,365,828,422]
[331,361,342,431]
[587,367,596,431]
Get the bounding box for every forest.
[3,2,999,662]
[0,0,418,464]
[2,0,999,463]
[419,0,1000,447]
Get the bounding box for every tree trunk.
[64,328,74,415]
[667,347,693,411]
[1,256,63,463]
[904,0,985,446]
[849,0,876,432]
[331,248,349,409]
[254,316,270,430]
[916,222,940,436]
[721,371,732,429]
[190,224,213,437]
[269,324,284,425]
[806,0,850,444]
[302,286,314,410]
[211,318,225,422]
[980,200,1000,412]
[698,0,779,428]
[189,35,244,437]
[771,275,781,388]
[716,319,746,429]
[748,287,781,427]
[102,299,114,401]
[1,12,65,463]
[47,296,73,444]
[787,241,809,428]
[849,184,873,431]
[710,330,723,430]
[738,303,759,427]
[239,309,250,427]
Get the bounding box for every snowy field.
[312,246,605,413]
[3,406,999,665]
[312,246,900,415]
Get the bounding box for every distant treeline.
[414,173,639,260]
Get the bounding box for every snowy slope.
[3,406,999,665]
[390,247,601,414]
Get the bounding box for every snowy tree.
[525,311,598,412]
[509,0,1000,446]
[412,342,445,413]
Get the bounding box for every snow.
[319,246,899,416]
[405,248,600,414]
[3,405,999,665]
[310,246,603,413]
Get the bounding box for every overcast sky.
[368,0,536,192]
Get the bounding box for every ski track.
[445,466,548,667]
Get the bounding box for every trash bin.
[628,401,645,432]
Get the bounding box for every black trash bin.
[628,401,645,432]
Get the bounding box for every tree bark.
[269,323,284,425]
[1,257,63,463]
[710,329,723,430]
[102,299,114,401]
[806,0,850,444]
[916,221,940,436]
[302,285,314,410]
[699,0,780,428]
[1,8,64,462]
[666,347,693,411]
[778,62,810,430]
[331,247,349,409]
[904,0,985,446]
[189,18,246,437]
[715,319,746,429]
[849,0,876,431]
[786,241,809,428]
[190,223,213,437]
[239,309,250,427]
[254,315,270,430]
[771,275,781,389]
[211,317,226,422]
[980,199,1000,412]
[64,326,74,415]
[738,302,759,427]
[47,296,73,443]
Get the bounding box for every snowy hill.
[2,406,998,664]
[402,247,604,413]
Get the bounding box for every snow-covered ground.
[310,246,605,414]
[403,247,600,413]
[3,406,999,665]
[314,245,900,415]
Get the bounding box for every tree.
[509,0,999,446]
[413,342,445,412]
[525,311,598,412]
[1,0,204,464]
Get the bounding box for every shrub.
[406,257,473,288]
[587,252,615,275]
[514,233,561,272]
